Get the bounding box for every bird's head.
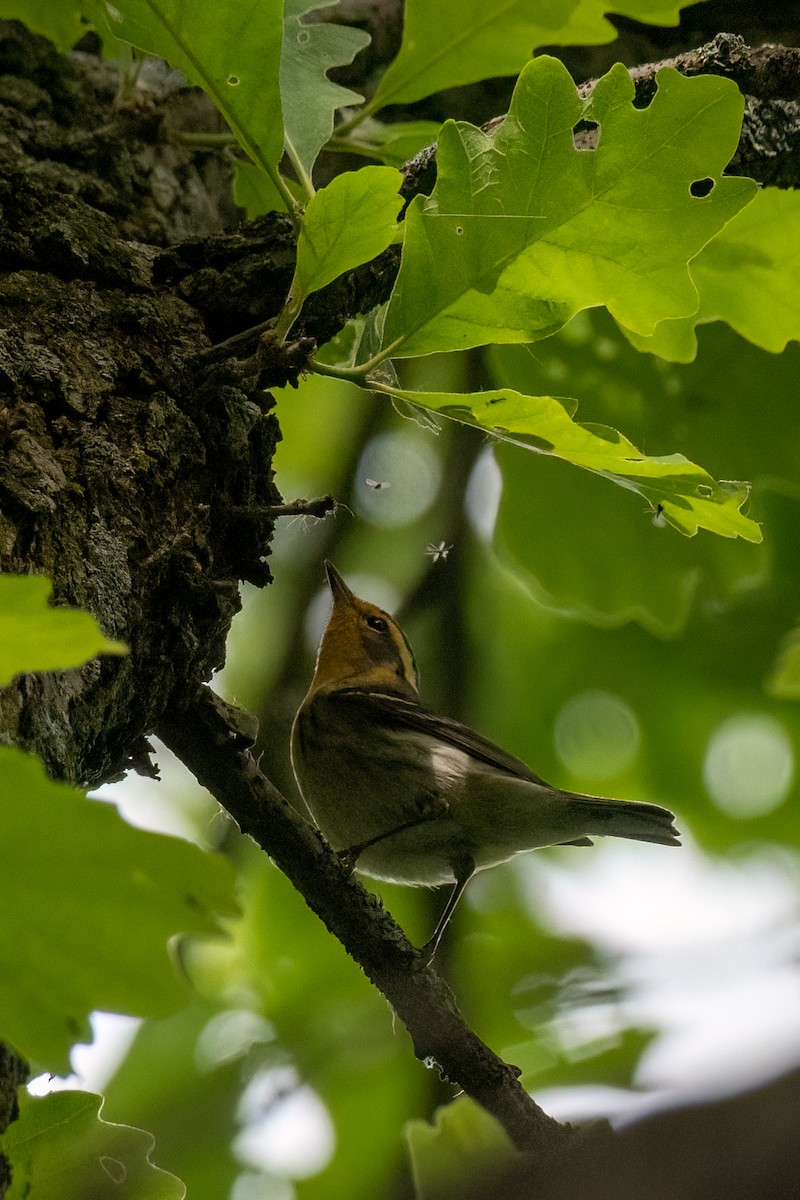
[308,562,419,696]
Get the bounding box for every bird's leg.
[337,794,449,874]
[420,855,475,965]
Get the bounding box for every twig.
[234,495,337,520]
[197,321,272,363]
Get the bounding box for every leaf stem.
[274,294,305,344]
[334,98,379,137]
[327,136,388,160]
[170,130,237,148]
[308,339,405,384]
[308,358,370,385]
[283,137,316,204]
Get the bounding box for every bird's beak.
[324,561,357,609]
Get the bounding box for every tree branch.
[410,35,800,203]
[609,33,800,189]
[157,687,576,1159]
[621,32,800,103]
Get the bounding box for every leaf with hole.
[381,57,756,359]
[622,188,800,361]
[389,385,762,542]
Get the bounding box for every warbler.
[291,563,680,955]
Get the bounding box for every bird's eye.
[366,614,389,634]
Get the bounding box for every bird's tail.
[564,794,680,847]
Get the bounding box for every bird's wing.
[333,687,553,787]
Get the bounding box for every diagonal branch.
[157,686,576,1159]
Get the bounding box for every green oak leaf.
[371,0,582,110]
[293,166,403,295]
[0,747,237,1071]
[484,315,774,632]
[277,166,403,336]
[3,1090,184,1200]
[100,0,284,177]
[381,57,756,359]
[281,0,371,180]
[389,386,762,542]
[623,187,800,361]
[370,0,699,110]
[0,575,126,686]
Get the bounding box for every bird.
[291,563,680,957]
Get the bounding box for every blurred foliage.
[0,746,237,1072]
[406,1096,514,1200]
[0,575,126,686]
[5,1090,184,1200]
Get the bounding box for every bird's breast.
[292,693,444,852]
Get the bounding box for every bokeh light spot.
[235,1068,335,1177]
[355,431,441,527]
[196,1010,275,1071]
[464,447,502,541]
[704,713,794,818]
[554,691,640,781]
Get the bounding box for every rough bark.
[0,21,284,785]
[0,16,405,784]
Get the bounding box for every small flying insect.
[426,540,452,563]
[365,479,391,491]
